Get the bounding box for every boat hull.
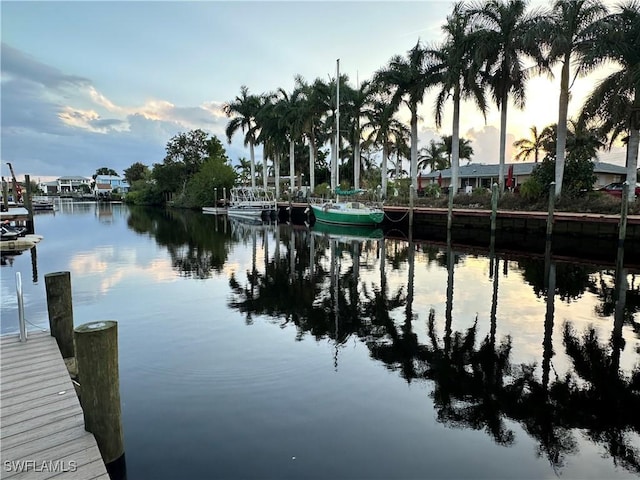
[227,207,269,219]
[0,234,43,251]
[310,204,384,226]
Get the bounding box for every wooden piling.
[44,271,75,358]
[74,321,124,465]
[2,177,9,210]
[24,174,34,234]
[546,181,556,240]
[619,182,629,247]
[490,183,498,235]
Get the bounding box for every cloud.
[0,43,232,177]
[1,42,90,89]
[465,125,516,165]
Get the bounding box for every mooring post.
[74,321,124,465]
[44,271,75,358]
[619,182,629,248]
[490,183,498,235]
[409,184,415,232]
[2,177,8,210]
[546,182,556,241]
[223,187,227,207]
[24,174,35,234]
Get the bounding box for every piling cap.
[74,321,117,333]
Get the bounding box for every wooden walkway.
[1,331,109,479]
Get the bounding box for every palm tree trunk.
[626,96,639,202]
[250,141,256,188]
[354,123,361,190]
[451,87,461,195]
[309,139,316,193]
[289,139,295,198]
[382,144,389,198]
[410,104,418,191]
[275,152,281,198]
[263,148,268,190]
[627,128,639,202]
[555,53,571,198]
[498,92,508,194]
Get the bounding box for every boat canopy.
[334,187,365,196]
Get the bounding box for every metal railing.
[16,272,27,342]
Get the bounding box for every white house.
[39,176,91,194]
[93,175,130,196]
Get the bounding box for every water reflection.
[175,211,636,476]
[7,206,636,476]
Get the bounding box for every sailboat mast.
[336,58,340,190]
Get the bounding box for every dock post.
[409,185,414,232]
[44,271,75,358]
[24,174,35,234]
[3,177,9,210]
[74,321,124,465]
[490,183,498,235]
[619,182,629,247]
[214,188,218,210]
[223,187,227,207]
[546,182,556,241]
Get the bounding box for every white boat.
[1,224,43,251]
[227,187,277,220]
[202,206,227,215]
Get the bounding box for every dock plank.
[1,334,108,479]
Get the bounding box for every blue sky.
[1,0,625,181]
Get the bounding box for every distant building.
[38,176,91,194]
[93,175,130,196]
[421,161,627,193]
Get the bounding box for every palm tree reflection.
[224,226,640,474]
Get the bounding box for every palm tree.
[541,0,608,198]
[468,0,544,192]
[513,126,545,162]
[439,135,475,165]
[275,86,306,196]
[579,0,640,202]
[223,86,261,188]
[257,93,288,197]
[418,140,448,172]
[296,76,328,192]
[374,41,433,192]
[343,80,373,189]
[234,157,252,185]
[425,2,487,196]
[362,92,409,197]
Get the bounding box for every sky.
[0,0,626,182]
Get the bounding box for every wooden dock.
[1,331,109,479]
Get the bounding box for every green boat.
[310,200,384,227]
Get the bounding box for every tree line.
[222,0,638,202]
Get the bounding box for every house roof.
[58,176,90,181]
[422,161,627,179]
[95,183,112,190]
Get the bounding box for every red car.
[598,182,640,197]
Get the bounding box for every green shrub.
[520,178,544,202]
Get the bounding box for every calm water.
[1,199,639,480]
